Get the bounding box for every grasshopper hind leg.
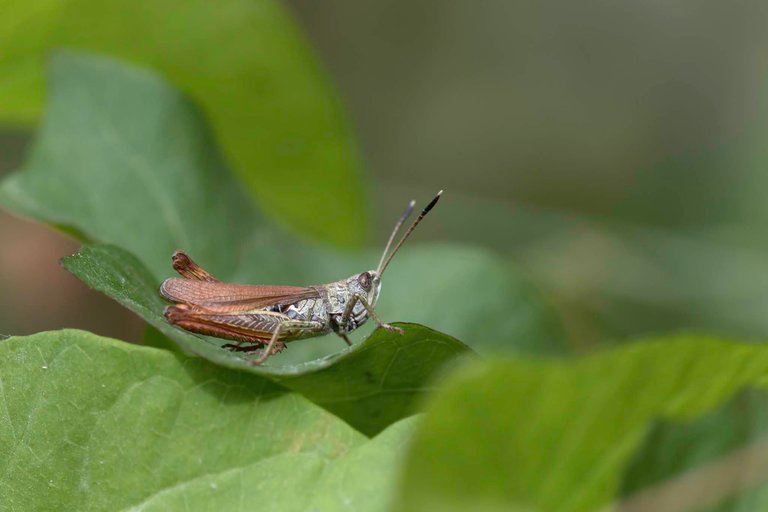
[246,320,326,365]
[164,305,325,365]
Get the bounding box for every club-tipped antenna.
[377,190,443,275]
[377,199,416,273]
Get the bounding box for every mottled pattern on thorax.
[326,278,368,317]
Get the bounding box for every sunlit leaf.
[0,330,415,511]
[0,1,365,245]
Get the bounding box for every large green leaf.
[0,330,416,511]
[0,51,567,356]
[392,336,768,512]
[61,243,473,435]
[130,417,418,512]
[0,1,365,246]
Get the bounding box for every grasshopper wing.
[159,278,321,311]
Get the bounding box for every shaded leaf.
[0,330,416,511]
[392,336,768,512]
[620,389,768,512]
[0,51,568,357]
[0,1,365,246]
[141,325,181,353]
[61,243,473,435]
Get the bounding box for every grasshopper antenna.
[377,199,416,273]
[378,190,442,275]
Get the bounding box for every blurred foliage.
[0,0,366,246]
[395,336,768,512]
[3,2,768,511]
[622,389,768,511]
[0,52,568,358]
[289,0,768,346]
[5,0,768,348]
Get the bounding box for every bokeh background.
[3,0,768,348]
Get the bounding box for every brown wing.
[160,278,321,312]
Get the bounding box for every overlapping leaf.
[392,335,768,512]
[0,0,365,245]
[0,330,415,511]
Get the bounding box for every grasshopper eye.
[358,272,372,291]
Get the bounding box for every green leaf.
[620,389,768,511]
[392,336,768,512]
[0,1,365,246]
[131,417,419,512]
[0,51,568,357]
[61,243,473,435]
[0,51,287,281]
[0,330,416,511]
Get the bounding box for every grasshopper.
[160,191,442,364]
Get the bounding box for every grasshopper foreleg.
[341,293,404,336]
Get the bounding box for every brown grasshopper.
[160,191,442,364]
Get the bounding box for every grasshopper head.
[346,191,441,326]
[342,270,382,327]
[349,270,381,307]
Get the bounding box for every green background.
[3,1,768,510]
